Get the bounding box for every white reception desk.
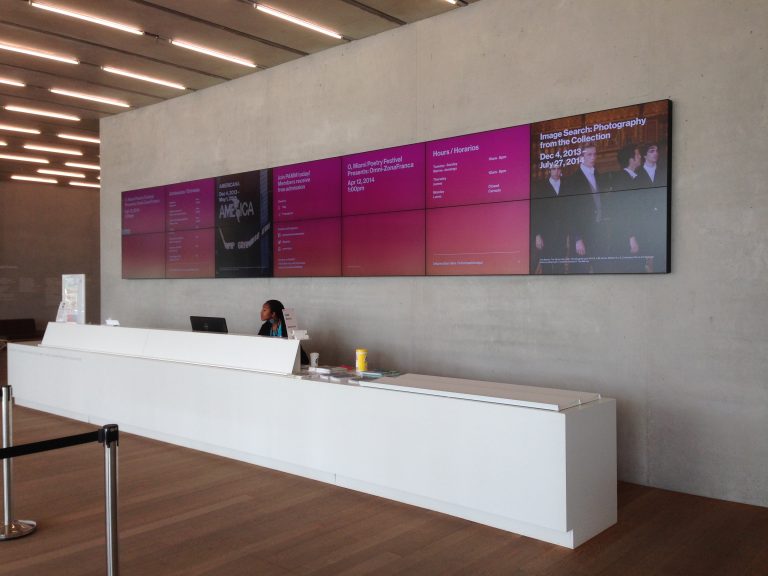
[9,323,616,548]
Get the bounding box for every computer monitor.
[190,316,228,334]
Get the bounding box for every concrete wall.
[0,181,100,327]
[100,0,768,507]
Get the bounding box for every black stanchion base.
[0,519,36,540]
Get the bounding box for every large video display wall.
[122,100,670,278]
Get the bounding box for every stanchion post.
[100,424,120,576]
[0,385,36,540]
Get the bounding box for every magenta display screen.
[122,233,165,279]
[122,100,670,278]
[427,202,530,275]
[342,211,425,276]
[166,229,216,278]
[166,178,215,231]
[274,158,341,222]
[342,143,425,216]
[122,187,165,235]
[427,125,530,208]
[274,218,341,277]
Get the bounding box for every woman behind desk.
[259,299,309,364]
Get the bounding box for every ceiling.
[0,0,477,189]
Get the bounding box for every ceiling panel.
[0,0,480,187]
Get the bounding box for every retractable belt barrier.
[0,385,120,576]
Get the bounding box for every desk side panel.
[566,398,617,546]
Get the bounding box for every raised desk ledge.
[360,373,600,411]
[36,322,301,376]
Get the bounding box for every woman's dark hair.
[265,299,286,329]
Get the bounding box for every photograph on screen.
[427,125,531,209]
[215,170,273,278]
[342,210,425,276]
[274,217,342,277]
[531,187,668,274]
[273,157,342,222]
[342,143,426,216]
[530,100,670,274]
[426,201,530,276]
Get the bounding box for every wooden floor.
[0,407,766,575]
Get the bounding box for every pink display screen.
[274,158,341,222]
[122,186,165,235]
[426,201,530,275]
[427,125,530,208]
[166,178,215,231]
[274,218,341,277]
[166,229,216,279]
[342,210,425,276]
[342,143,425,216]
[122,233,165,279]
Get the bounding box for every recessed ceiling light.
[4,105,80,121]
[0,153,49,164]
[11,174,58,184]
[69,180,100,188]
[65,161,99,170]
[24,143,83,156]
[58,132,100,144]
[30,2,144,35]
[0,123,41,134]
[0,41,79,64]
[101,66,186,90]
[50,88,130,108]
[170,39,257,68]
[38,168,86,178]
[255,4,343,39]
[0,77,25,87]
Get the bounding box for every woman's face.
[260,303,274,322]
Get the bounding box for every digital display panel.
[342,210,425,276]
[274,158,341,222]
[122,233,165,279]
[166,229,216,279]
[342,143,425,216]
[121,100,670,279]
[274,218,342,277]
[166,178,215,231]
[530,100,670,274]
[122,186,165,235]
[426,202,530,275]
[427,125,530,208]
[215,170,273,278]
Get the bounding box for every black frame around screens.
[122,100,671,279]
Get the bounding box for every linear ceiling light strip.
[0,153,49,163]
[0,123,41,134]
[11,174,57,183]
[0,41,78,64]
[100,66,186,90]
[38,168,85,177]
[57,133,100,144]
[29,1,144,35]
[50,88,130,108]
[4,105,80,121]
[169,39,257,68]
[0,77,26,87]
[24,143,82,156]
[253,4,344,40]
